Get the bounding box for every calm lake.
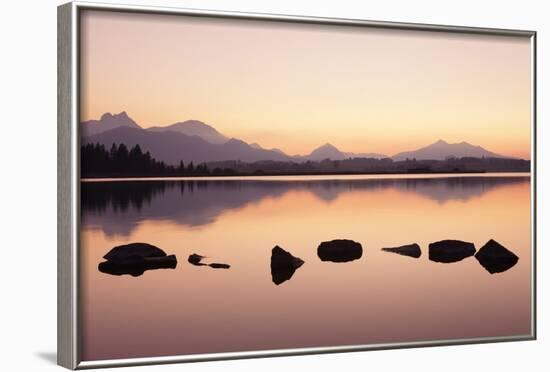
[80,173,532,361]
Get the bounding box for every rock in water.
[103,242,167,262]
[188,253,206,265]
[475,239,519,274]
[429,240,476,263]
[382,243,421,258]
[98,255,177,277]
[317,239,363,262]
[188,253,230,269]
[271,246,304,285]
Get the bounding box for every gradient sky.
[80,10,532,159]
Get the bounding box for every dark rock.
[188,253,230,269]
[317,239,363,262]
[98,254,177,277]
[429,239,476,263]
[475,239,519,274]
[188,253,206,265]
[271,246,304,285]
[99,243,177,276]
[103,242,167,263]
[382,243,421,258]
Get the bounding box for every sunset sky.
[80,10,532,159]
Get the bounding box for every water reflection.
[81,175,529,237]
[81,174,531,360]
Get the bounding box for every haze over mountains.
[81,112,515,165]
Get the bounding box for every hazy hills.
[84,126,291,164]
[147,120,229,144]
[81,112,514,165]
[303,143,387,161]
[392,139,505,161]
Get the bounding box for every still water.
[80,173,532,361]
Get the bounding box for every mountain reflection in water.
[81,175,529,237]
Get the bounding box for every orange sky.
[80,10,532,159]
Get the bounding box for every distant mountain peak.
[100,111,131,120]
[147,119,229,144]
[81,111,140,137]
[320,143,337,149]
[393,139,506,161]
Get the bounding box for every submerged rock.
[382,243,421,258]
[99,242,177,277]
[271,246,304,285]
[103,242,167,262]
[317,239,363,262]
[475,239,519,274]
[188,253,230,269]
[429,239,476,263]
[188,253,206,266]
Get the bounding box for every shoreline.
[81,171,531,183]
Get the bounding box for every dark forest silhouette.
[81,143,223,177]
[81,141,530,178]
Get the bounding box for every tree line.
[81,143,213,177]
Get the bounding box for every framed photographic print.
[57,1,537,369]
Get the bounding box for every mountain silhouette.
[306,143,346,161]
[392,140,505,161]
[83,126,292,164]
[304,143,386,161]
[147,120,229,144]
[250,142,286,155]
[81,112,518,164]
[81,111,141,136]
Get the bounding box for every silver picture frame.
[58,1,537,369]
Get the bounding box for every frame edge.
[58,2,78,370]
[64,2,537,369]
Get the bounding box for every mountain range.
[81,112,512,164]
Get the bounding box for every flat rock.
[317,239,363,263]
[429,239,476,263]
[209,263,231,269]
[271,246,304,285]
[103,242,167,263]
[475,239,519,274]
[98,254,177,277]
[382,243,421,258]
